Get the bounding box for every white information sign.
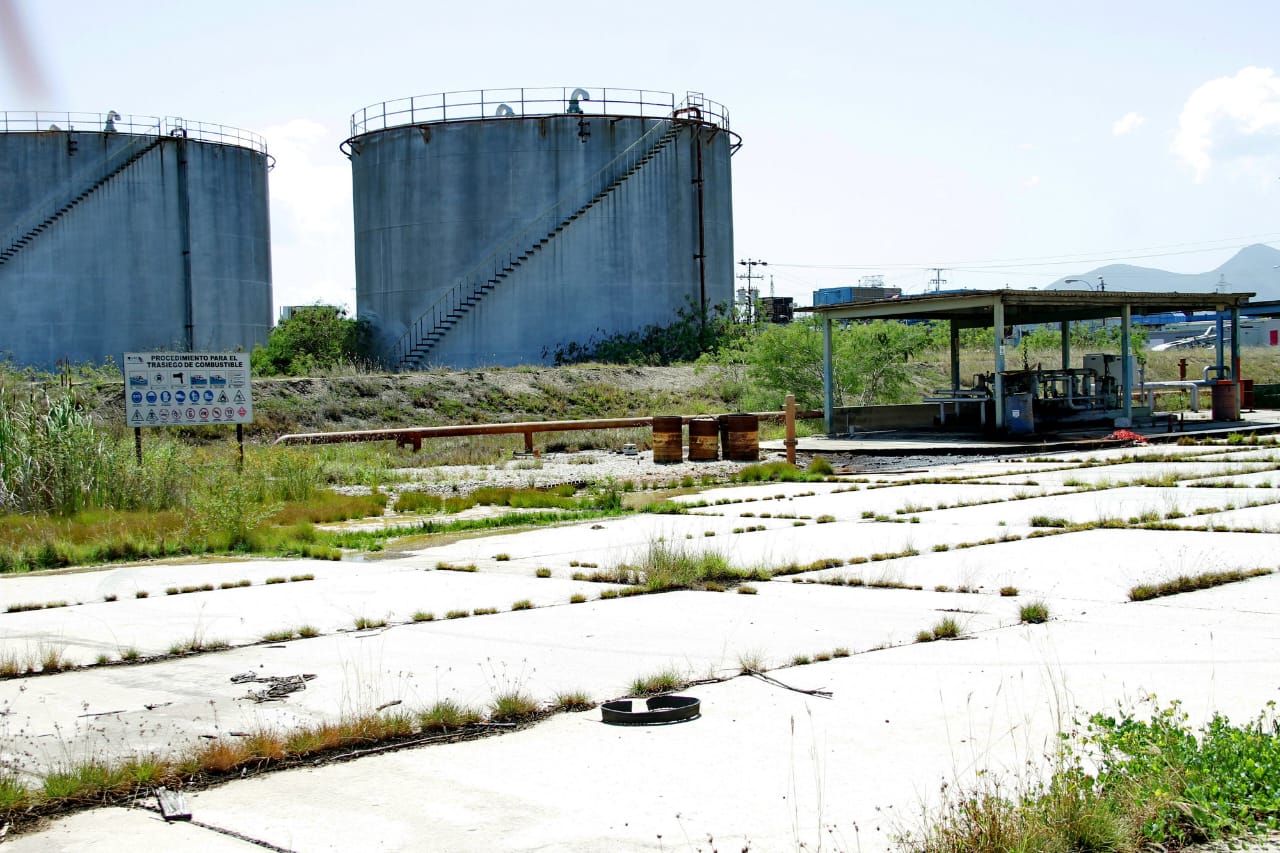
[123,352,254,428]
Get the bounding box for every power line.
[768,234,1280,273]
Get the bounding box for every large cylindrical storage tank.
[347,88,737,369]
[0,112,272,368]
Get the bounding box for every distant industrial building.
[811,285,903,306]
[0,112,272,368]
[759,296,794,324]
[346,87,739,370]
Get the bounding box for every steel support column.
[949,321,961,392]
[823,316,835,435]
[1119,303,1133,427]
[992,300,1005,431]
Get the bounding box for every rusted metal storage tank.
[0,112,272,368]
[722,413,760,461]
[688,417,720,461]
[346,87,738,369]
[651,416,684,463]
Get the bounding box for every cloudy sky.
[3,0,1278,311]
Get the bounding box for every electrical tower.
[928,268,947,292]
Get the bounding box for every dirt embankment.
[82,364,741,438]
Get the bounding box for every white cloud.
[1112,112,1145,136]
[1017,142,1036,151]
[1172,66,1280,181]
[261,119,354,314]
[1022,175,1041,189]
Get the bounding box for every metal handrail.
[0,111,268,155]
[390,110,687,368]
[350,86,731,136]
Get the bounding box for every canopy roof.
[802,289,1255,329]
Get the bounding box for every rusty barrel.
[722,413,760,461]
[651,416,684,464]
[1211,380,1240,421]
[687,417,720,461]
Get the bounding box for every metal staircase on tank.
[392,116,683,369]
[0,129,164,267]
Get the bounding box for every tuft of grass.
[738,584,758,595]
[1000,585,1019,597]
[134,590,149,599]
[489,691,540,722]
[353,616,387,630]
[289,573,315,582]
[931,617,961,639]
[1129,568,1272,601]
[629,665,688,696]
[552,690,595,712]
[1020,601,1050,624]
[262,628,297,642]
[472,607,498,616]
[418,700,482,732]
[511,599,533,611]
[40,646,70,672]
[445,609,469,620]
[435,562,478,572]
[535,568,551,578]
[494,553,511,561]
[807,456,835,476]
[832,647,850,658]
[411,610,434,622]
[297,624,319,637]
[569,593,586,604]
[790,654,812,666]
[265,576,286,585]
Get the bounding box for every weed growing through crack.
[511,600,533,611]
[1020,601,1050,624]
[411,611,434,622]
[1129,568,1272,601]
[1000,586,1019,597]
[445,609,469,620]
[535,568,551,578]
[569,593,586,604]
[629,665,688,696]
[297,625,319,637]
[552,690,595,712]
[353,616,387,630]
[417,700,482,732]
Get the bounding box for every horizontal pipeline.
[273,410,823,453]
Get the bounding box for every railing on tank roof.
[0,111,268,155]
[348,87,731,137]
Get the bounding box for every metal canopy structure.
[801,289,1256,433]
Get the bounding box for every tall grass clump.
[0,391,117,515]
[613,540,766,591]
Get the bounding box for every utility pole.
[737,259,767,322]
[928,268,947,293]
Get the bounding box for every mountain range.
[1046,243,1280,302]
